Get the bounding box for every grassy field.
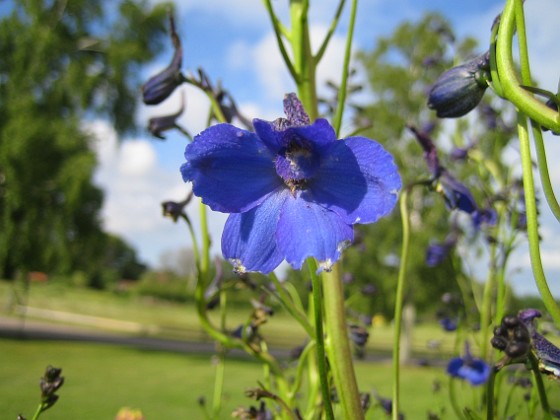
[1,338,455,419]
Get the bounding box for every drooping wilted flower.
[142,15,184,105]
[148,92,190,140]
[161,191,193,222]
[427,51,491,118]
[182,93,401,273]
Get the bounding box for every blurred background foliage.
[0,0,173,286]
[0,4,539,318]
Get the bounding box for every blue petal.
[276,193,353,271]
[221,190,288,274]
[306,137,401,225]
[181,124,283,213]
[253,118,337,155]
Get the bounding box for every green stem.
[322,264,364,420]
[262,0,299,81]
[290,0,318,119]
[314,0,347,63]
[30,403,45,420]
[211,351,225,418]
[308,260,335,420]
[532,126,560,222]
[392,188,410,420]
[528,352,552,419]
[495,0,560,132]
[517,113,560,326]
[448,377,467,420]
[332,0,357,138]
[486,367,497,420]
[480,240,498,360]
[268,272,315,337]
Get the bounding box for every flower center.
[274,139,319,191]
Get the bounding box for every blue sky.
[90,0,560,296]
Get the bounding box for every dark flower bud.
[142,15,184,105]
[491,335,507,351]
[506,342,531,359]
[428,51,491,118]
[38,365,64,413]
[492,314,533,369]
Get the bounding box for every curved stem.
[495,0,560,132]
[392,188,410,420]
[308,260,335,420]
[532,126,560,222]
[322,264,364,420]
[332,0,357,138]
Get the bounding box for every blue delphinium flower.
[181,93,401,273]
[447,343,490,386]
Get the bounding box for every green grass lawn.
[1,338,455,419]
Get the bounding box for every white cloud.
[86,120,227,267]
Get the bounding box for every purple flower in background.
[181,93,401,273]
[408,124,477,214]
[426,233,457,267]
[447,343,490,386]
[439,317,458,332]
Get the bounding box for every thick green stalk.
[392,189,410,420]
[322,264,364,420]
[289,0,318,119]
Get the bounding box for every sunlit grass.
[1,338,452,419]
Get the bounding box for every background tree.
[0,0,172,284]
